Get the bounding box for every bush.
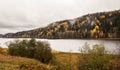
[34,41,53,63]
[27,39,36,58]
[8,40,28,56]
[78,42,112,70]
[8,39,53,64]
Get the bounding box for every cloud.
[0,0,120,34]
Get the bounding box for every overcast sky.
[0,0,120,34]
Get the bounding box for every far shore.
[1,38,120,41]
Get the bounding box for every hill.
[3,10,120,39]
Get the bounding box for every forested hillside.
[3,10,120,39]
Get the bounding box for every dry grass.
[0,54,50,70]
[54,53,79,70]
[55,53,78,63]
[110,55,120,69]
[54,53,120,70]
[51,50,60,54]
[0,51,120,70]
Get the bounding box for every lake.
[0,38,120,54]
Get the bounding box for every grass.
[53,52,79,70]
[54,52,78,64]
[53,52,120,70]
[0,54,51,70]
[0,50,120,70]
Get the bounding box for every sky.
[0,0,120,34]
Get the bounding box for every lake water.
[0,38,120,54]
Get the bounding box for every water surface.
[0,38,119,54]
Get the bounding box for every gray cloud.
[0,0,120,34]
[0,23,33,29]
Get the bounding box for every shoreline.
[1,38,120,41]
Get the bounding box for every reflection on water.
[0,38,120,54]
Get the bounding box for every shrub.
[78,43,112,70]
[34,41,53,63]
[27,39,36,58]
[8,40,28,56]
[8,39,53,64]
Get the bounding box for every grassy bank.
[0,54,51,70]
[0,52,120,70]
